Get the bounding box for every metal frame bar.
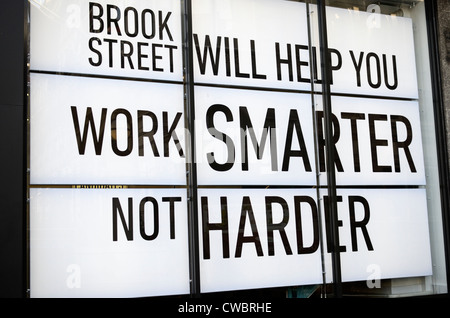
[23,0,30,299]
[424,0,450,294]
[316,0,343,298]
[20,0,450,299]
[181,0,201,297]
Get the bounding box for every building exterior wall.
[0,0,25,298]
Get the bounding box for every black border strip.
[23,0,30,299]
[196,185,422,189]
[28,184,187,189]
[425,0,450,294]
[198,185,316,189]
[194,81,312,95]
[318,0,342,297]
[28,184,423,189]
[29,69,417,102]
[194,81,418,101]
[182,0,201,298]
[195,83,418,101]
[29,69,184,85]
[330,91,417,102]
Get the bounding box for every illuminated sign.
[30,0,183,81]
[194,88,425,186]
[29,188,190,297]
[30,73,186,185]
[198,188,431,293]
[29,0,432,297]
[192,0,419,99]
[194,87,316,185]
[323,5,419,99]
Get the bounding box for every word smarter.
[203,104,419,174]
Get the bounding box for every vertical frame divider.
[305,1,328,297]
[181,0,201,297]
[425,0,450,292]
[316,0,343,298]
[24,0,30,299]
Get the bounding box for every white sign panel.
[319,96,426,186]
[195,86,316,185]
[30,73,186,185]
[193,1,419,99]
[194,87,426,186]
[326,188,432,282]
[199,188,432,293]
[323,6,419,99]
[29,0,433,297]
[30,0,183,81]
[30,188,190,298]
[192,0,311,91]
[199,189,323,293]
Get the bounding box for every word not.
[112,196,183,241]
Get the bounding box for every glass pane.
[27,0,447,298]
[28,0,190,297]
[319,0,448,296]
[191,0,324,294]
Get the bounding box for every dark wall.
[436,0,450,294]
[438,0,450,165]
[0,0,26,298]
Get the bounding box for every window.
[27,0,448,297]
[316,0,449,297]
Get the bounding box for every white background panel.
[195,86,316,185]
[198,188,432,292]
[30,73,186,185]
[30,188,190,297]
[30,0,183,81]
